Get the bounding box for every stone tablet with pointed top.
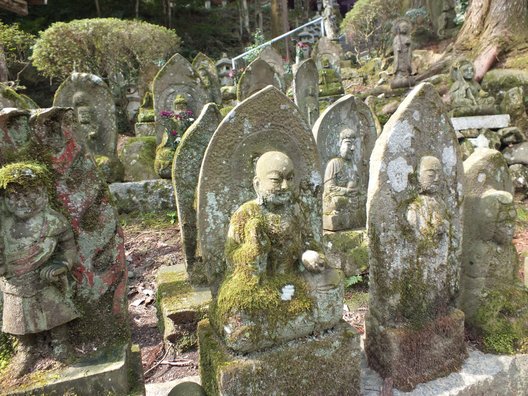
[236,59,282,102]
[153,53,208,143]
[312,37,342,73]
[314,94,377,231]
[54,72,118,159]
[173,103,222,285]
[192,52,222,105]
[293,58,319,128]
[258,46,285,90]
[366,83,466,391]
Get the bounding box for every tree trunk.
[239,0,251,43]
[255,0,263,32]
[0,45,8,82]
[135,0,140,18]
[95,0,101,17]
[456,0,528,54]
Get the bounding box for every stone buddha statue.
[449,59,497,116]
[73,91,99,152]
[210,151,343,353]
[0,163,80,378]
[323,128,364,231]
[318,56,344,97]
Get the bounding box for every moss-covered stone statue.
[211,151,343,353]
[154,95,194,179]
[137,91,155,123]
[323,128,363,231]
[0,162,80,378]
[449,59,497,116]
[390,18,415,89]
[318,56,344,97]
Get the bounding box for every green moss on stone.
[475,286,528,354]
[219,106,234,118]
[0,161,50,190]
[0,333,15,373]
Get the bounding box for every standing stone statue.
[312,37,342,74]
[313,94,377,231]
[390,18,415,89]
[293,58,319,128]
[153,53,208,144]
[54,72,123,182]
[448,59,496,116]
[0,107,131,394]
[192,52,222,106]
[322,0,340,40]
[460,148,528,354]
[366,83,466,391]
[0,163,79,378]
[173,103,222,284]
[196,86,360,395]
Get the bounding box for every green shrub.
[0,21,36,67]
[341,0,401,62]
[31,18,181,84]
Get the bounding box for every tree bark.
[95,0,101,17]
[456,0,528,54]
[239,0,250,43]
[0,45,8,82]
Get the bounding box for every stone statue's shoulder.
[45,207,71,236]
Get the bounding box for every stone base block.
[157,265,211,349]
[135,122,156,137]
[198,319,361,396]
[3,343,144,396]
[109,179,174,214]
[323,229,368,276]
[365,309,467,392]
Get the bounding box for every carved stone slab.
[293,58,319,128]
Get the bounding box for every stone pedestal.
[156,265,211,350]
[365,309,467,392]
[135,122,156,137]
[198,319,361,396]
[323,229,368,277]
[109,179,174,214]
[2,343,145,396]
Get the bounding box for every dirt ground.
[124,196,528,384]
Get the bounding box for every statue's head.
[417,156,442,194]
[393,18,412,36]
[253,151,297,208]
[480,190,516,244]
[321,56,331,69]
[172,94,188,113]
[0,162,49,220]
[73,91,93,125]
[339,128,358,161]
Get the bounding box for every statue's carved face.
[418,156,442,194]
[254,151,296,207]
[460,63,474,81]
[77,105,93,125]
[5,184,48,220]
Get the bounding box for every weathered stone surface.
[0,107,129,389]
[318,57,344,98]
[197,86,322,290]
[391,18,415,89]
[313,94,377,231]
[118,136,158,182]
[498,126,525,146]
[460,149,527,355]
[292,58,319,128]
[215,53,234,87]
[362,348,528,396]
[156,265,210,349]
[323,229,368,276]
[236,58,281,102]
[451,114,510,130]
[509,163,528,194]
[366,83,465,390]
[95,154,125,183]
[198,319,361,396]
[0,83,37,110]
[173,103,221,284]
[3,344,139,396]
[192,52,222,106]
[467,128,501,150]
[135,122,156,137]
[482,68,528,95]
[503,142,528,165]
[109,179,174,214]
[500,86,528,135]
[152,53,208,143]
[448,59,496,117]
[257,46,285,89]
[54,72,118,158]
[312,37,342,73]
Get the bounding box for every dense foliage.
[0,21,35,67]
[31,18,180,85]
[341,0,401,61]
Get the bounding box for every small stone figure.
[137,91,155,123]
[0,163,79,378]
[318,56,344,97]
[323,128,363,231]
[449,59,496,116]
[437,0,456,38]
[73,91,98,150]
[211,151,342,353]
[390,18,415,89]
[322,0,340,41]
[406,156,450,300]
